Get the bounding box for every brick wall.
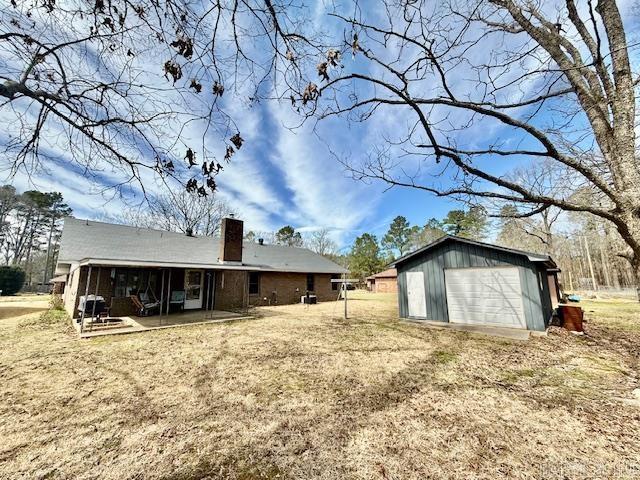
[248,272,337,306]
[70,266,116,318]
[213,270,247,311]
[375,278,398,293]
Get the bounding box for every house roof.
[56,218,347,274]
[366,268,397,280]
[390,235,557,268]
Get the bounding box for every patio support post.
[244,271,249,314]
[343,272,348,320]
[79,265,92,334]
[205,273,210,318]
[160,269,165,319]
[165,269,172,326]
[89,267,101,332]
[209,272,215,310]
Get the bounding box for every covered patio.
[68,259,251,337]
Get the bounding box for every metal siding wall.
[444,243,455,269]
[397,271,408,317]
[468,245,480,266]
[423,253,431,318]
[522,264,546,331]
[426,251,437,319]
[434,249,447,320]
[538,265,553,326]
[515,256,537,330]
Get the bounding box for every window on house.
[129,270,141,296]
[248,272,260,295]
[113,268,151,297]
[331,274,340,291]
[114,271,127,298]
[306,273,314,292]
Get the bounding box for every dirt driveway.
[0,294,50,322]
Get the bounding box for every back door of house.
[184,269,204,309]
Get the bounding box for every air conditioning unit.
[301,295,317,304]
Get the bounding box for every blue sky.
[4,0,638,249]
[5,93,462,248]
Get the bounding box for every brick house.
[366,268,398,293]
[54,217,346,319]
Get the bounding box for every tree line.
[0,185,72,291]
[496,205,638,293]
[348,210,487,280]
[347,207,639,294]
[244,226,339,259]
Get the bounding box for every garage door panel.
[448,297,523,309]
[445,267,526,329]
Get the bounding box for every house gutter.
[72,257,348,274]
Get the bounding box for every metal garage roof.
[391,235,556,268]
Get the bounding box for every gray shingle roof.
[366,268,397,280]
[57,218,347,274]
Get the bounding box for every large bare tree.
[280,0,640,298]
[117,189,235,236]
[0,0,309,195]
[306,228,338,257]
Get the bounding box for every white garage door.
[445,267,526,329]
[406,271,427,318]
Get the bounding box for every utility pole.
[343,272,348,319]
[599,242,611,288]
[568,270,574,291]
[331,274,358,320]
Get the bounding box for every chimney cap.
[258,238,264,245]
[229,213,235,219]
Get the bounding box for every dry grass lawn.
[0,292,639,479]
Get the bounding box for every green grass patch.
[501,368,537,384]
[19,308,69,328]
[581,299,640,331]
[348,290,397,304]
[431,350,457,364]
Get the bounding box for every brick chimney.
[219,216,243,263]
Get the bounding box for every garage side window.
[306,273,315,292]
[248,272,260,295]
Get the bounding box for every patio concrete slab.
[77,310,252,338]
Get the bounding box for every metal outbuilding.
[392,236,560,332]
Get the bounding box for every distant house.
[366,268,397,293]
[392,236,560,332]
[54,217,347,319]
